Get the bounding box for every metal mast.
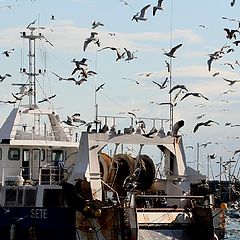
[20,27,44,109]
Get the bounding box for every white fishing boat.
[0,26,226,240]
[0,27,79,240]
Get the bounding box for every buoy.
[220,203,227,209]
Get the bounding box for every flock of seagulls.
[1,0,240,165]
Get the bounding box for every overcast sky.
[0,0,240,179]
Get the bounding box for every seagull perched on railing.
[163,44,182,58]
[131,4,151,22]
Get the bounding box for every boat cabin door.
[22,149,43,181]
[22,149,30,180]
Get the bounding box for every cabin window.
[0,148,2,160]
[43,189,64,207]
[5,189,17,206]
[52,150,64,166]
[8,148,20,161]
[24,189,36,206]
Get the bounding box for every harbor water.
[225,217,240,240]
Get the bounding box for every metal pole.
[196,143,200,172]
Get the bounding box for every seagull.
[223,78,240,86]
[180,92,209,101]
[196,114,206,120]
[71,58,89,75]
[73,78,88,85]
[96,83,106,92]
[169,84,188,94]
[12,93,23,101]
[142,127,158,138]
[51,72,69,81]
[207,54,216,71]
[38,94,56,103]
[83,32,99,51]
[2,49,14,57]
[98,46,125,61]
[193,120,219,133]
[122,77,139,85]
[212,72,220,77]
[219,90,235,96]
[152,77,168,89]
[233,40,240,46]
[153,0,163,16]
[92,21,104,29]
[131,4,151,22]
[163,43,182,58]
[224,62,234,69]
[127,111,136,118]
[124,48,137,61]
[0,73,12,81]
[165,60,170,72]
[223,28,239,39]
[26,19,37,28]
[78,67,97,78]
[230,0,236,6]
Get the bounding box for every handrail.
[135,195,205,199]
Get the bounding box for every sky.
[0,0,240,180]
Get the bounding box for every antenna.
[20,27,44,109]
[169,0,174,130]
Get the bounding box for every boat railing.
[1,165,64,186]
[97,115,171,135]
[14,127,78,142]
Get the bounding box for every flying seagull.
[163,43,182,58]
[223,78,240,86]
[92,21,104,29]
[131,4,151,22]
[169,84,188,94]
[153,0,163,16]
[180,92,209,101]
[0,73,12,81]
[124,48,137,61]
[96,83,106,92]
[38,94,56,103]
[2,49,14,57]
[71,58,89,75]
[83,32,99,51]
[122,77,139,85]
[152,77,168,89]
[223,28,238,39]
[98,46,125,61]
[193,120,219,133]
[51,72,69,81]
[26,19,37,29]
